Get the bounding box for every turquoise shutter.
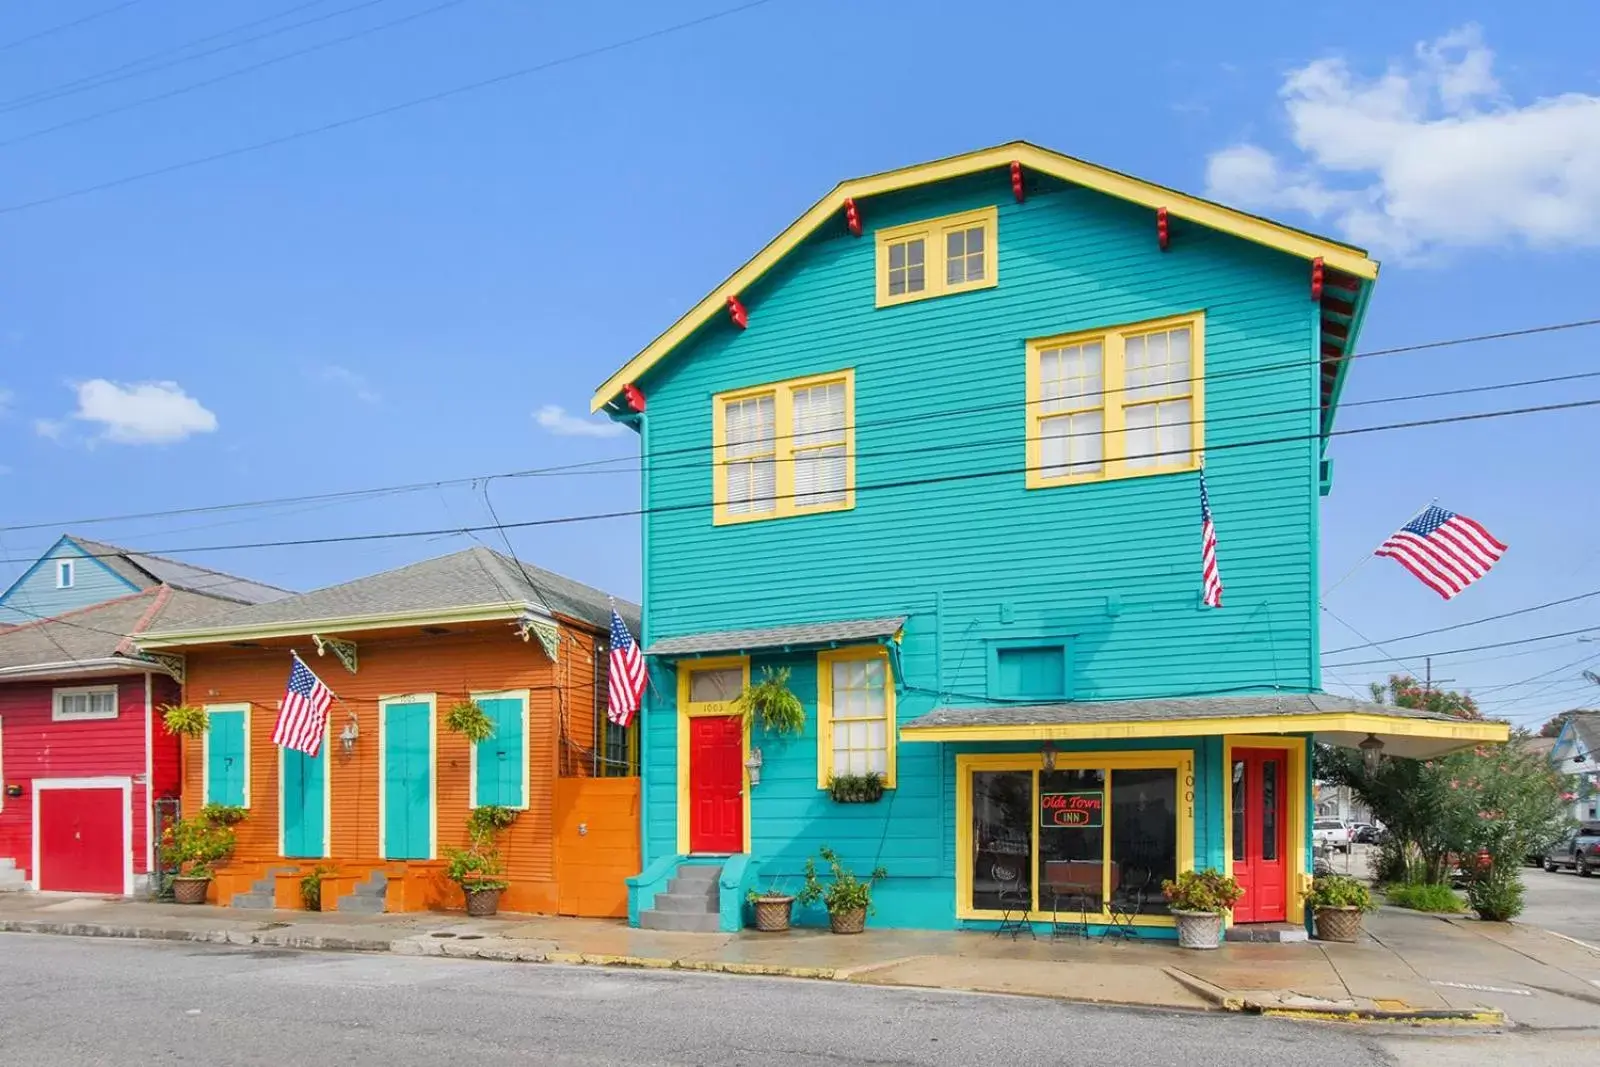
[207,710,246,806]
[474,698,524,807]
[996,646,1067,700]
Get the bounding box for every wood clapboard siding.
[0,540,143,626]
[180,622,614,911]
[634,171,1327,925]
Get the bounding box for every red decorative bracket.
[1157,207,1169,251]
[1310,257,1324,301]
[623,383,646,413]
[1010,161,1025,203]
[844,198,862,236]
[726,295,749,329]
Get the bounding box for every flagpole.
[1320,498,1436,598]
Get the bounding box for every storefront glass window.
[1039,769,1106,913]
[1110,768,1177,916]
[971,770,1032,912]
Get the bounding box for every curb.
[544,951,840,980]
[0,919,395,954]
[1164,967,1504,1026]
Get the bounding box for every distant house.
[0,534,291,627]
[1549,712,1600,822]
[0,582,271,895]
[137,548,641,917]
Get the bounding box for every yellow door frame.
[1221,735,1309,926]
[674,656,752,854]
[954,749,1196,925]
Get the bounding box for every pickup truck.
[1313,818,1353,854]
[1543,824,1600,876]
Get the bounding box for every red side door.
[38,788,124,894]
[688,716,744,853]
[1231,750,1287,924]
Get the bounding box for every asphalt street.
[1517,862,1600,946]
[0,933,1426,1067]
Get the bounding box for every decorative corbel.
[844,197,862,236]
[623,383,647,413]
[1157,207,1169,251]
[142,651,186,684]
[516,614,561,662]
[726,294,749,330]
[1311,257,1324,301]
[311,634,358,674]
[1010,161,1025,203]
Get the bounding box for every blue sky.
[0,0,1596,729]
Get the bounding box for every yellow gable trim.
[590,140,1378,412]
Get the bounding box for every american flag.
[273,653,334,756]
[1375,504,1507,600]
[606,609,646,728]
[1200,471,1224,608]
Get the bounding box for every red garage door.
[38,787,125,894]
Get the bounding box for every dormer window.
[875,207,998,307]
[56,560,74,588]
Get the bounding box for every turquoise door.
[282,745,326,858]
[383,700,432,859]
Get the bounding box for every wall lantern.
[4,784,21,799]
[744,747,764,787]
[339,712,361,755]
[1359,733,1385,768]
[1041,740,1057,772]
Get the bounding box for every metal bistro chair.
[1105,866,1151,941]
[992,866,1035,941]
[1043,860,1104,940]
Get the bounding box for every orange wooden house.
[138,548,640,916]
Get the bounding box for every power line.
[0,0,780,216]
[1324,627,1600,669]
[1473,651,1600,697]
[5,316,1598,537]
[1322,587,1600,655]
[0,1,144,54]
[0,0,394,114]
[1320,606,1425,678]
[0,0,471,151]
[4,393,1596,565]
[0,0,332,109]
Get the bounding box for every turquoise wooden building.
[591,143,1506,936]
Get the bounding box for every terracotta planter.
[1314,906,1364,943]
[753,895,794,932]
[172,876,210,905]
[1171,909,1225,949]
[828,906,867,935]
[463,884,503,918]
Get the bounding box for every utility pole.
[1422,656,1454,703]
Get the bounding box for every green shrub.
[161,818,236,879]
[299,865,335,911]
[795,846,886,915]
[1307,874,1376,912]
[1384,881,1464,913]
[1467,869,1525,922]
[1161,869,1243,914]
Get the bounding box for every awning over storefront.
[901,693,1508,760]
[645,615,906,658]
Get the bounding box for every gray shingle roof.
[141,547,636,638]
[903,692,1468,731]
[646,616,907,657]
[0,587,250,672]
[1563,711,1600,763]
[70,536,292,606]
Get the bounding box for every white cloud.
[315,364,381,405]
[34,418,64,441]
[534,404,625,439]
[70,379,218,444]
[1205,25,1600,259]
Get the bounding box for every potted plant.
[160,703,209,738]
[795,846,886,934]
[1308,874,1376,942]
[1161,869,1242,949]
[746,879,795,932]
[735,667,805,737]
[300,865,336,912]
[162,817,237,904]
[445,699,495,744]
[445,805,519,917]
[200,803,247,827]
[827,771,885,804]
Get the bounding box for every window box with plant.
[446,805,519,917]
[162,813,238,905]
[1307,874,1376,942]
[746,879,796,932]
[827,771,884,804]
[1161,869,1242,949]
[796,846,886,934]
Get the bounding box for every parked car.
[1543,824,1600,876]
[1351,823,1382,845]
[1313,818,1353,854]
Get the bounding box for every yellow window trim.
[590,140,1376,413]
[1025,311,1206,489]
[711,368,856,526]
[1221,735,1309,928]
[816,645,897,789]
[875,206,998,307]
[674,656,752,854]
[954,750,1196,923]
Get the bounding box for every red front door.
[38,787,124,894]
[688,715,744,853]
[1231,749,1287,923]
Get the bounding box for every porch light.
[339,712,360,756]
[1041,740,1057,772]
[744,747,764,787]
[1359,733,1385,768]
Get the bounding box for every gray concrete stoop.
[336,871,388,915]
[0,859,27,893]
[230,866,300,909]
[639,863,721,932]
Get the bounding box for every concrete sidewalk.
[3,893,1596,1027]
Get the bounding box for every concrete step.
[1225,924,1309,944]
[247,865,301,897]
[231,892,276,909]
[639,909,721,933]
[672,865,721,885]
[0,867,27,891]
[666,876,719,898]
[0,857,16,871]
[650,891,718,915]
[336,894,387,915]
